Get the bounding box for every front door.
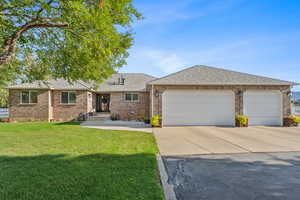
[96,94,110,112]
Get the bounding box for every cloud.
[142,49,188,73]
[125,47,188,74]
[124,34,300,88]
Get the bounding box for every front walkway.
[154,126,300,155]
[80,120,153,133]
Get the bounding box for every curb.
[156,154,178,200]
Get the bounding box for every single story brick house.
[8,65,298,126]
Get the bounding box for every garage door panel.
[244,91,282,126]
[162,90,235,126]
[249,117,280,124]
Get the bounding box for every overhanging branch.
[0,19,68,66]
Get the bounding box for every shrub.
[291,115,300,124]
[236,115,248,126]
[144,116,150,124]
[151,115,161,127]
[0,118,9,123]
[110,113,120,121]
[284,115,298,127]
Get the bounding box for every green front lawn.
[0,122,164,200]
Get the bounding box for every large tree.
[0,0,141,83]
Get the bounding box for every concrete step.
[87,113,111,121]
[92,112,111,117]
[87,118,108,121]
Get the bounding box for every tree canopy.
[0,0,141,84]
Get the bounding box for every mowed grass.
[0,122,164,200]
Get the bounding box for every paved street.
[163,152,300,200]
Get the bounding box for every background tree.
[0,62,17,107]
[0,0,141,83]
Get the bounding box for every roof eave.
[7,87,89,90]
[7,87,50,90]
[92,89,148,93]
[147,83,295,86]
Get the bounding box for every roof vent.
[117,75,125,85]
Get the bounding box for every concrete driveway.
[154,126,300,155]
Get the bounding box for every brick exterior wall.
[9,89,51,122]
[9,89,92,122]
[9,84,292,123]
[109,92,150,121]
[9,89,149,122]
[52,90,90,121]
[149,85,292,120]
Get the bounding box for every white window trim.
[20,91,38,104]
[60,92,76,105]
[124,93,139,102]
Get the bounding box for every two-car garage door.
[162,90,235,126]
[162,90,282,126]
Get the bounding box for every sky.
[119,0,300,91]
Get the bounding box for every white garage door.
[243,91,282,126]
[162,90,235,126]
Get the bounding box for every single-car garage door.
[162,90,235,126]
[243,91,282,126]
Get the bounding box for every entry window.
[125,93,139,102]
[21,91,38,104]
[61,92,76,104]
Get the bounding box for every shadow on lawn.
[0,153,164,200]
[163,153,300,200]
[54,121,82,126]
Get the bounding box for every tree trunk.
[0,19,67,66]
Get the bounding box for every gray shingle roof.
[8,79,90,90]
[8,73,156,92]
[94,73,156,92]
[149,65,297,86]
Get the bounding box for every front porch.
[86,112,111,121]
[89,91,150,121]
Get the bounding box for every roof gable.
[149,65,296,86]
[94,73,156,92]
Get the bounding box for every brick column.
[234,89,244,116]
[281,89,292,116]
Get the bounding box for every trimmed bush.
[151,115,161,127]
[110,113,120,121]
[292,115,300,124]
[236,115,248,127]
[144,117,150,124]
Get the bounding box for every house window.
[21,91,38,104]
[125,93,139,102]
[61,92,76,104]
